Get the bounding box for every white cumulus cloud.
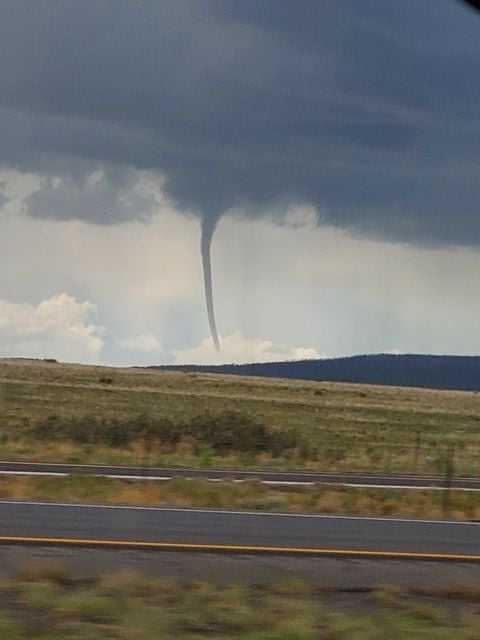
[118,334,162,353]
[0,293,103,362]
[174,331,321,365]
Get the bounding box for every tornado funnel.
[200,220,221,351]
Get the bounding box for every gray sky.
[1,1,480,364]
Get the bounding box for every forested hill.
[151,354,480,392]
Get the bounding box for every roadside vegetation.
[2,359,480,475]
[0,566,480,639]
[30,411,301,458]
[0,475,478,521]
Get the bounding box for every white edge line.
[103,474,171,481]
[3,460,479,482]
[0,470,479,492]
[342,483,480,492]
[0,471,68,477]
[0,499,477,526]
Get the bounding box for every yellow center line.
[0,535,479,561]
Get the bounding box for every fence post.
[413,431,421,472]
[385,445,392,473]
[442,443,455,516]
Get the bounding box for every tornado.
[201,219,221,351]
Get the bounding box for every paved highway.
[0,460,478,490]
[1,500,480,560]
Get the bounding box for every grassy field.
[1,564,480,639]
[1,358,480,475]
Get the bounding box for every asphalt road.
[1,500,480,559]
[0,460,478,490]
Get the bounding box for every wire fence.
[294,433,478,477]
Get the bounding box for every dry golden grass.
[2,358,480,473]
[0,475,478,520]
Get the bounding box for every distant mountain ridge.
[150,354,480,392]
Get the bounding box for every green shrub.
[189,411,269,453]
[20,581,60,610]
[29,410,310,458]
[0,615,23,639]
[57,589,120,624]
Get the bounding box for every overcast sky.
[1,0,480,365]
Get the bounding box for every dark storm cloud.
[26,162,158,225]
[1,0,480,245]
